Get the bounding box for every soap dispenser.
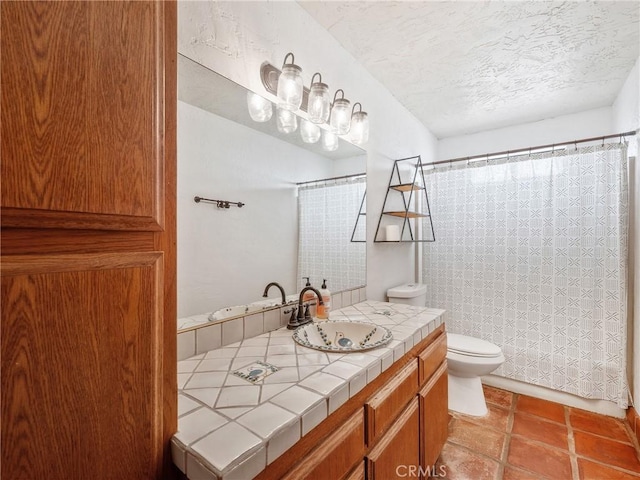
[316,279,331,320]
[302,277,315,302]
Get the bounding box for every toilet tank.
[386,283,427,306]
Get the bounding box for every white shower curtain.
[423,144,629,407]
[297,178,366,293]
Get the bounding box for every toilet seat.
[447,333,502,358]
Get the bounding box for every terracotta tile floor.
[435,386,640,479]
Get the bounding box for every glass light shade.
[321,129,339,151]
[276,106,298,134]
[350,111,369,145]
[277,64,303,111]
[246,92,273,122]
[300,119,321,143]
[307,82,330,124]
[330,98,351,135]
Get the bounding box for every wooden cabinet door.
[1,1,166,231]
[418,332,447,386]
[1,1,177,479]
[282,409,365,480]
[419,361,448,470]
[365,359,418,445]
[345,462,365,480]
[2,253,164,478]
[366,398,420,480]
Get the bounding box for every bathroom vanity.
[172,301,448,479]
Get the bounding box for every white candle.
[386,225,401,242]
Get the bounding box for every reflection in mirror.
[297,174,366,292]
[177,54,367,332]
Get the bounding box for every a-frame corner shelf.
[374,155,435,243]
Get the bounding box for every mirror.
[178,55,366,160]
[177,54,367,331]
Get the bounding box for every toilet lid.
[447,333,502,358]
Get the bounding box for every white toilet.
[447,333,505,416]
[386,283,428,306]
[386,283,505,417]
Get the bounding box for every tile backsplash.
[178,286,367,360]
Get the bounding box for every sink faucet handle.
[286,306,301,330]
[303,304,312,321]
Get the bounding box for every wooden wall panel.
[1,253,163,479]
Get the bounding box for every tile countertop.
[172,301,446,480]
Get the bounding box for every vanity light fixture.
[300,118,321,143]
[329,89,351,135]
[258,54,368,149]
[276,106,298,134]
[307,73,331,124]
[246,91,273,122]
[350,102,369,145]
[276,53,303,111]
[321,129,339,151]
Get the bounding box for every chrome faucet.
[287,286,323,330]
[262,282,287,305]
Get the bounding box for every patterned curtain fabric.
[423,144,629,407]
[297,178,366,292]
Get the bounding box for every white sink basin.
[208,296,298,322]
[293,321,392,352]
[208,304,263,321]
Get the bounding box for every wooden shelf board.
[390,183,424,192]
[383,211,429,219]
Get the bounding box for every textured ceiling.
[300,1,640,138]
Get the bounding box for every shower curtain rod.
[296,172,366,186]
[423,130,637,168]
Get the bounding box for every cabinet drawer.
[344,461,365,480]
[282,409,365,480]
[418,332,447,386]
[366,397,420,480]
[365,359,418,445]
[419,361,449,469]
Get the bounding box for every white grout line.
[565,407,580,480]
